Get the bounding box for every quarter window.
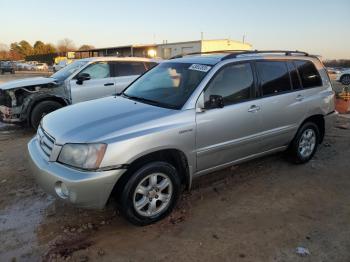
[256,61,291,96]
[79,62,110,79]
[205,63,253,107]
[295,60,322,88]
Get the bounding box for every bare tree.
[57,38,76,53]
[78,44,95,51]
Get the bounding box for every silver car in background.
[28,50,336,225]
[0,57,158,128]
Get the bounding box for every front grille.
[37,126,55,158]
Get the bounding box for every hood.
[0,77,57,90]
[42,96,175,144]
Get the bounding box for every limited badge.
[188,64,211,72]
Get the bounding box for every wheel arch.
[111,148,191,201]
[297,114,325,144]
[25,95,69,125]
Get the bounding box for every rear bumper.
[324,111,338,133]
[27,137,126,209]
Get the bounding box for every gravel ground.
[0,73,350,262]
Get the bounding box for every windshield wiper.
[122,93,178,109]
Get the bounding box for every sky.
[1,0,349,59]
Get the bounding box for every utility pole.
[201,32,204,41]
[243,34,246,43]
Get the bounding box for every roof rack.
[221,50,309,60]
[169,50,250,60]
[169,50,309,60]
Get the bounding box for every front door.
[195,62,263,173]
[70,61,115,104]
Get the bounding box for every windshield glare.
[51,60,88,81]
[124,62,211,109]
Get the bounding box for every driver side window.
[204,63,253,107]
[79,62,110,79]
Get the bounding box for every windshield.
[51,60,88,81]
[123,62,211,109]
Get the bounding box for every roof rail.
[221,50,309,60]
[169,50,250,60]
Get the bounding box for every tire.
[340,74,350,85]
[30,101,63,129]
[289,122,320,164]
[119,161,181,226]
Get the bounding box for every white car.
[0,57,160,128]
[335,68,350,85]
[53,61,70,72]
[35,63,48,71]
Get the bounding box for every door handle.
[104,83,114,86]
[248,105,261,113]
[296,94,304,101]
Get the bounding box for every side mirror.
[207,95,224,109]
[76,73,91,85]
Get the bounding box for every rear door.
[254,60,308,151]
[195,62,264,172]
[70,61,115,103]
[111,61,148,93]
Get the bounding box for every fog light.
[55,181,69,199]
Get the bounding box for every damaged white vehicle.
[0,57,158,128]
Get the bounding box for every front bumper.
[0,106,22,123]
[27,137,126,209]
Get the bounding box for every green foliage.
[34,41,57,55]
[5,40,58,61]
[18,40,34,56]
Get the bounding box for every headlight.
[58,143,107,170]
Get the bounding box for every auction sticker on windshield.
[189,64,211,72]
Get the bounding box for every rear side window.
[295,60,322,88]
[145,62,158,70]
[287,61,302,90]
[114,62,147,77]
[256,61,291,96]
[205,62,253,106]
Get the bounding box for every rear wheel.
[340,74,350,85]
[30,101,62,129]
[289,122,320,164]
[119,161,181,226]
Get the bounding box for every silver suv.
[28,50,336,225]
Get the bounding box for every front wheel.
[288,122,320,164]
[119,161,181,226]
[30,101,63,129]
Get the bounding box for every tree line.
[323,60,350,68]
[0,39,94,60]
